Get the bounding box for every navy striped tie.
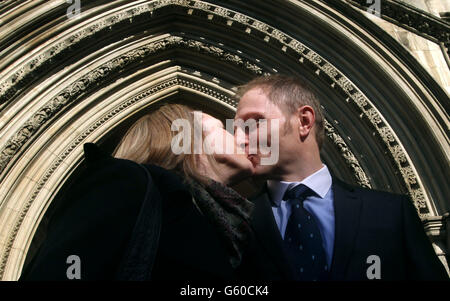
[282,184,329,281]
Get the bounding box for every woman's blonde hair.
[113,103,214,182]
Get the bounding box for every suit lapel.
[329,177,362,280]
[251,189,295,279]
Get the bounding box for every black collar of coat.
[83,142,191,200]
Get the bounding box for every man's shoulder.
[332,177,408,204]
[248,177,408,200]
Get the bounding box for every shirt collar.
[267,164,332,207]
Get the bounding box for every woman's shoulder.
[141,163,191,197]
[142,163,181,181]
[83,143,144,172]
[83,143,179,182]
[83,143,153,182]
[80,143,150,201]
[45,144,151,235]
[82,143,191,203]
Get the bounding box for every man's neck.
[273,149,324,182]
[279,163,324,182]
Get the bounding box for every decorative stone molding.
[423,215,448,238]
[423,214,449,273]
[324,120,371,188]
[345,0,450,57]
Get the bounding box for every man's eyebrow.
[235,112,266,121]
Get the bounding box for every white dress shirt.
[267,164,335,267]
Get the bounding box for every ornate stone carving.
[252,20,270,32]
[304,51,322,65]
[193,2,210,10]
[365,108,382,124]
[321,63,339,79]
[213,7,229,17]
[351,91,368,107]
[378,126,396,143]
[154,0,190,8]
[222,53,243,65]
[244,62,263,74]
[324,119,372,188]
[401,166,418,185]
[232,13,250,24]
[288,39,306,54]
[390,144,408,164]
[347,0,450,56]
[409,189,428,212]
[336,77,354,93]
[270,29,287,42]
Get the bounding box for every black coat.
[239,178,449,280]
[20,144,236,280]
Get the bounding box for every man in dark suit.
[234,74,448,280]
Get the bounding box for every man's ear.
[297,105,315,139]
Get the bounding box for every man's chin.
[250,163,274,180]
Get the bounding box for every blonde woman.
[21,104,258,280]
[114,104,254,186]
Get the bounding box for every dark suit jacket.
[238,177,448,281]
[20,145,235,280]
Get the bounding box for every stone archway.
[0,0,448,280]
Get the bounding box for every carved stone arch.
[0,0,448,279]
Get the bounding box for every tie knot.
[283,184,310,201]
